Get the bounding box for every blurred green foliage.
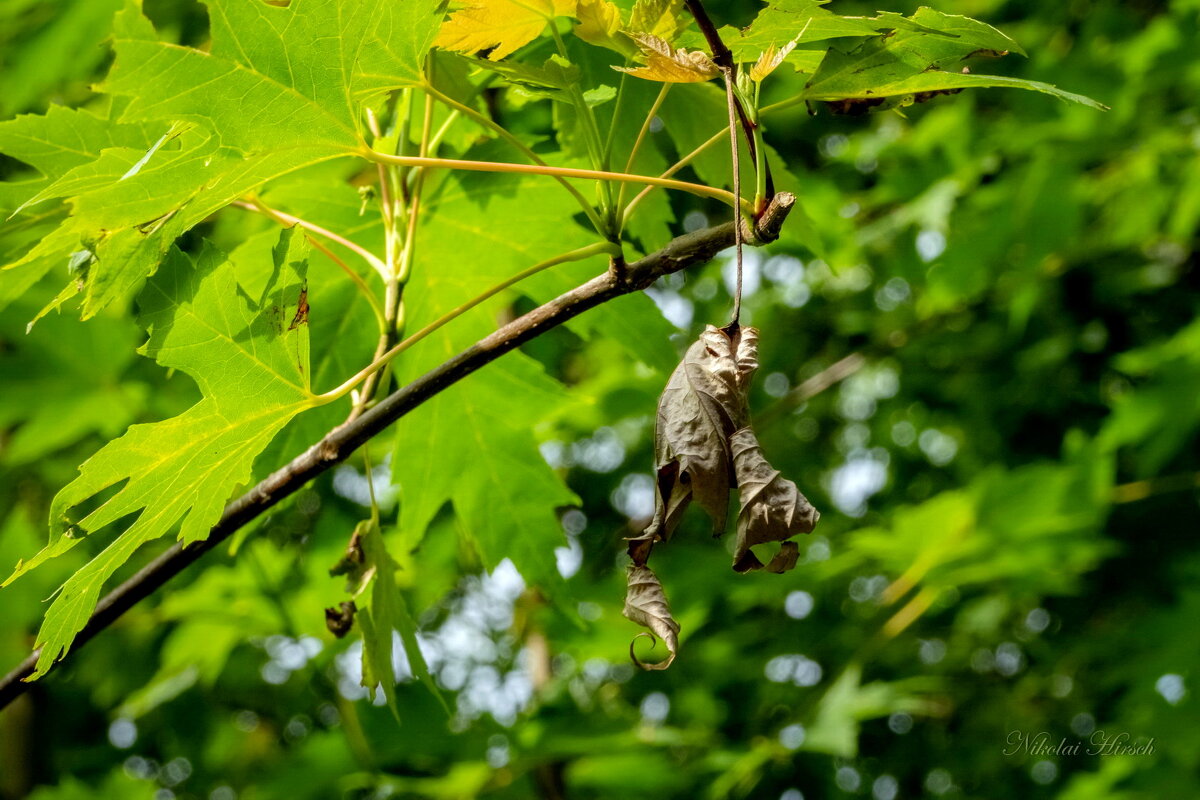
[1,1,1198,799]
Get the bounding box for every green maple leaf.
[388,166,673,588]
[802,8,1105,109]
[355,0,446,94]
[390,175,583,588]
[3,0,445,319]
[3,228,320,679]
[676,0,884,64]
[354,518,445,717]
[0,104,159,311]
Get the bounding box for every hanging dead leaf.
[629,325,759,563]
[729,426,819,573]
[615,34,720,84]
[624,564,680,670]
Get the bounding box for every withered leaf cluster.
[623,325,820,669]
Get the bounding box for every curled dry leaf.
[330,527,373,595]
[616,34,720,83]
[623,565,680,670]
[730,427,819,573]
[630,325,759,563]
[622,325,820,668]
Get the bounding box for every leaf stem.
[753,83,767,213]
[682,0,759,163]
[622,127,726,223]
[358,148,743,209]
[233,200,389,333]
[236,199,387,278]
[318,241,622,404]
[304,235,388,334]
[616,82,671,218]
[723,66,745,326]
[549,22,615,222]
[603,72,630,170]
[421,82,607,234]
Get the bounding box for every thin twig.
[0,194,796,709]
[623,127,727,223]
[681,0,760,168]
[757,352,866,427]
[723,65,744,326]
[304,236,387,333]
[617,82,671,215]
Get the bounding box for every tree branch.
[0,194,795,711]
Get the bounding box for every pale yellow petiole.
[359,148,745,210]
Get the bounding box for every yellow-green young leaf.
[616,34,719,84]
[749,38,800,82]
[3,228,318,679]
[627,0,689,42]
[357,519,445,715]
[573,0,632,57]
[435,0,576,61]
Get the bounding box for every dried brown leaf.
[730,426,819,573]
[330,527,374,595]
[630,325,759,562]
[623,565,680,670]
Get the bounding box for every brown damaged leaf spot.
[624,565,679,671]
[325,600,356,638]
[288,283,309,331]
[730,427,819,573]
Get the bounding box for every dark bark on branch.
[0,193,795,711]
[681,0,774,198]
